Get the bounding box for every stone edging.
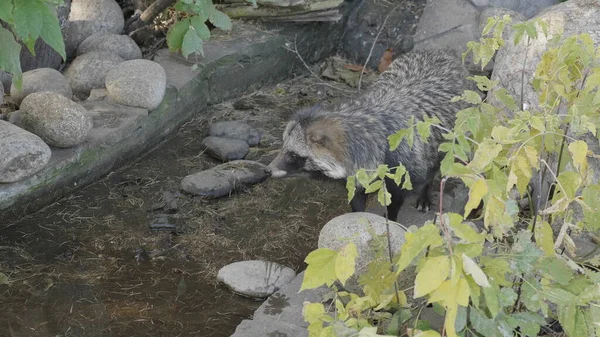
[0,22,343,219]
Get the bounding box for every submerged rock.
[202,136,249,162]
[217,260,296,298]
[0,120,52,183]
[181,160,269,198]
[209,121,262,146]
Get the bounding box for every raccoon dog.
[267,49,470,222]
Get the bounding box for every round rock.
[20,92,93,148]
[10,68,72,106]
[209,121,262,146]
[77,33,142,60]
[202,136,249,162]
[64,50,124,99]
[0,120,52,183]
[105,59,167,110]
[217,260,296,298]
[319,212,407,273]
[181,160,269,198]
[65,0,125,57]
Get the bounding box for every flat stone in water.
[209,120,262,146]
[202,136,249,162]
[180,160,269,198]
[217,260,296,298]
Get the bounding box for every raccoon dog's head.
[268,106,349,180]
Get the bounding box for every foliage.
[301,14,600,337]
[167,0,233,59]
[0,0,66,90]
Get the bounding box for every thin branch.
[357,2,402,92]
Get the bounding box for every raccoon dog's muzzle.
[266,151,289,178]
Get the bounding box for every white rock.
[217,260,296,298]
[20,92,93,148]
[64,50,124,99]
[77,33,142,60]
[10,68,72,106]
[0,120,52,183]
[105,59,167,110]
[65,0,125,57]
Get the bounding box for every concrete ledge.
[0,22,343,219]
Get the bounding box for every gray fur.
[268,49,470,220]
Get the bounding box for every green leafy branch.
[167,0,233,58]
[0,0,66,89]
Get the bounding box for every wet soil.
[0,74,358,337]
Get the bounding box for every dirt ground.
[0,71,367,337]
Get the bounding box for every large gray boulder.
[318,212,407,276]
[77,33,142,60]
[0,120,52,183]
[20,92,93,148]
[105,59,167,110]
[64,50,124,99]
[488,0,600,258]
[10,68,72,106]
[64,0,125,58]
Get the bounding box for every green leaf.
[511,230,543,273]
[494,88,518,111]
[447,213,485,243]
[377,187,392,206]
[556,170,581,201]
[463,90,483,104]
[498,287,517,308]
[0,0,14,23]
[414,255,451,298]
[414,331,441,337]
[13,0,43,53]
[182,27,204,57]
[568,140,588,172]
[534,220,555,257]
[38,2,65,61]
[470,307,500,337]
[388,129,409,151]
[464,179,487,218]
[356,169,372,188]
[167,19,191,52]
[0,26,23,89]
[469,75,499,91]
[559,305,590,337]
[469,139,502,173]
[537,257,572,286]
[365,180,382,194]
[209,10,232,31]
[346,176,356,202]
[301,248,338,290]
[395,224,444,273]
[189,15,211,40]
[335,242,357,286]
[542,286,576,306]
[482,285,499,318]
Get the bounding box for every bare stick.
[357,2,402,92]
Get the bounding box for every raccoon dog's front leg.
[350,187,368,213]
[386,177,406,222]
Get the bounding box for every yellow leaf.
[461,253,491,288]
[539,196,570,215]
[523,145,540,169]
[568,140,588,173]
[427,278,470,307]
[335,242,358,286]
[414,256,451,298]
[444,302,459,337]
[414,331,442,337]
[456,278,470,306]
[464,179,488,218]
[469,139,503,173]
[535,220,555,256]
[301,248,338,291]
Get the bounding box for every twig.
[438,177,454,256]
[381,179,402,335]
[283,36,355,95]
[357,2,403,92]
